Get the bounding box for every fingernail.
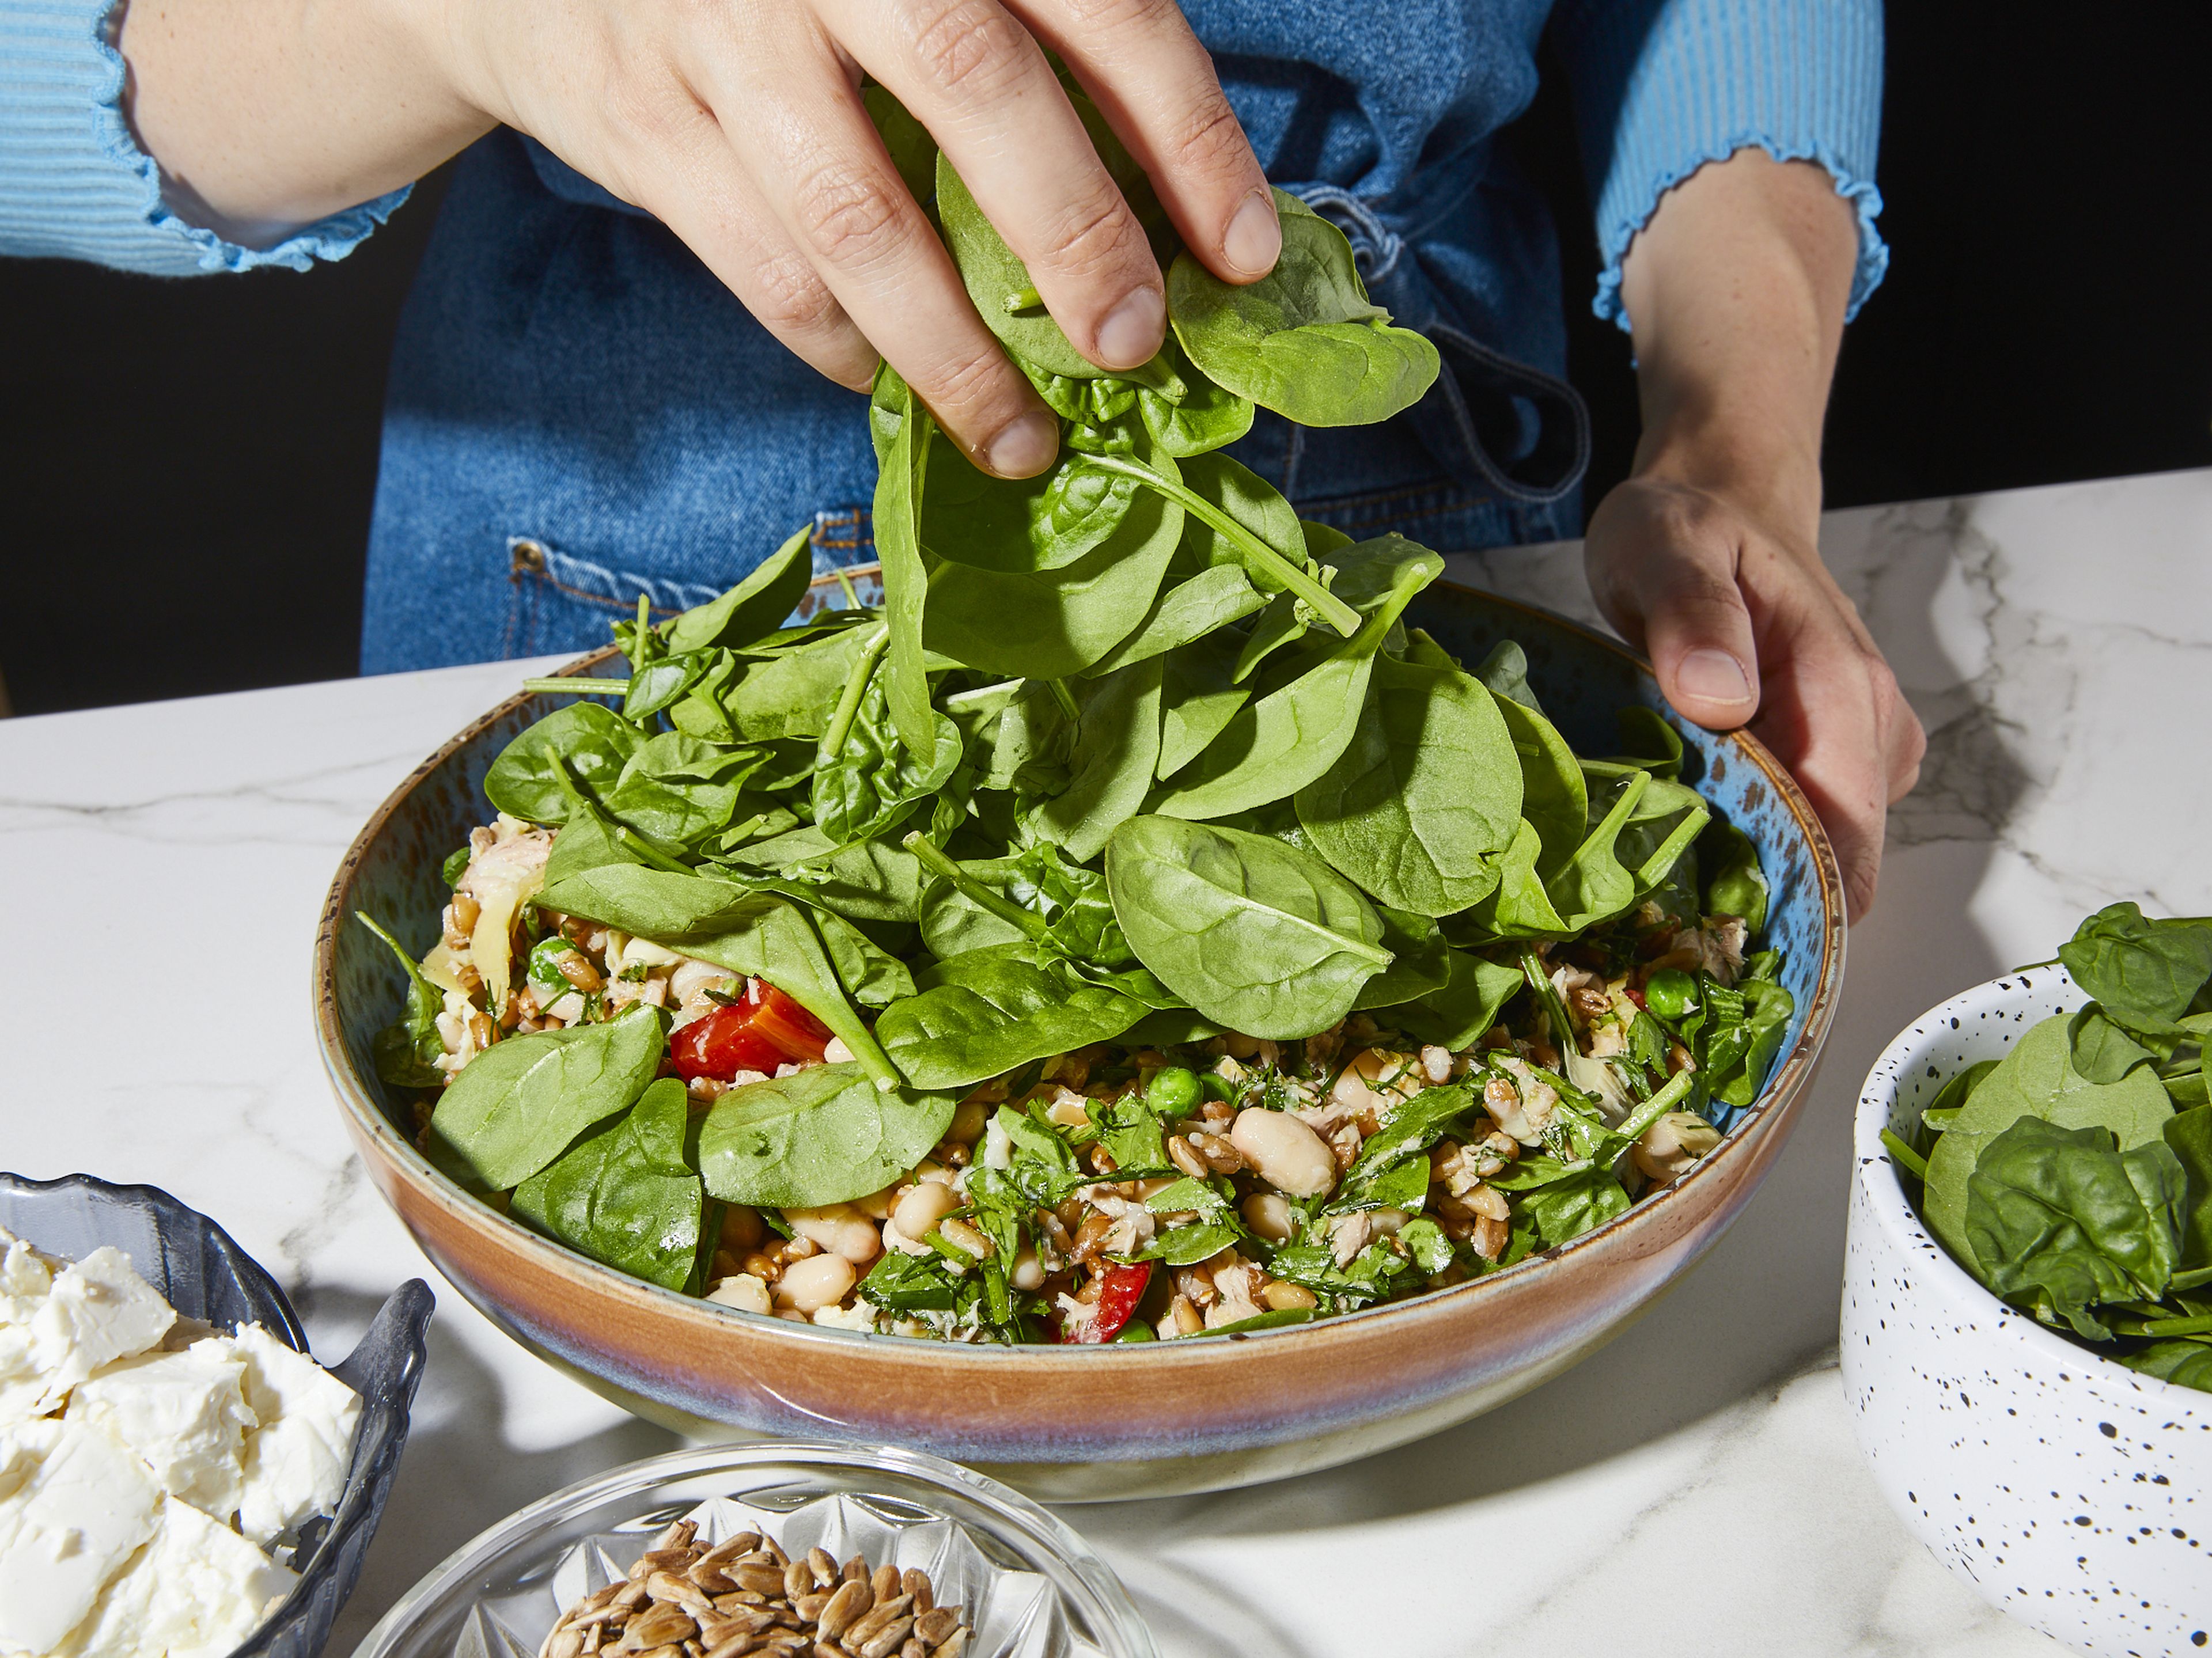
[1677,648,1755,707]
[1095,286,1165,370]
[984,409,1058,477]
[1223,189,1281,276]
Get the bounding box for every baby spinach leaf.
[1134,336,1255,457]
[357,912,446,1089]
[1517,1164,1633,1248]
[1154,539,1440,821]
[810,674,963,848]
[1608,706,1685,779]
[1351,906,1452,1010]
[1296,652,1520,916]
[1166,190,1440,426]
[601,731,761,850]
[1923,1014,2176,1274]
[1024,657,1162,862]
[2069,1006,2159,1085]
[1081,564,1264,678]
[870,362,937,755]
[510,1077,703,1292]
[698,1063,960,1208]
[935,82,1164,380]
[720,623,882,742]
[1107,815,1391,1038]
[1457,820,1567,942]
[486,703,643,824]
[1171,450,1309,579]
[2164,1107,2212,1270]
[2118,1341,2212,1390]
[1490,693,1586,877]
[1156,631,1251,781]
[876,944,1150,1090]
[859,1248,963,1314]
[661,524,814,654]
[1964,1116,2188,1337]
[1474,640,1543,714]
[1134,1223,1241,1266]
[861,82,937,204]
[2058,903,2212,1037]
[923,433,1141,574]
[427,1003,667,1192]
[921,479,1181,679]
[1374,949,1525,1051]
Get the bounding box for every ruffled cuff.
[0,0,406,275]
[1592,136,1888,329]
[1554,0,1889,331]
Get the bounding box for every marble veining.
[5,469,2211,1656]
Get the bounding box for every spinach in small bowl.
[1884,904,2212,1390]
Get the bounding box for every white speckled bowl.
[1843,967,2211,1657]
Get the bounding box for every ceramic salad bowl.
[314,577,1844,1501]
[1843,968,2210,1658]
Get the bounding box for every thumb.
[1635,540,1763,731]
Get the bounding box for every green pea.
[1112,1318,1157,1343]
[1146,1065,1202,1117]
[527,935,583,993]
[1644,968,1699,1021]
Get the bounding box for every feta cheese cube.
[54,1495,298,1658]
[0,1231,174,1428]
[0,1416,161,1653]
[218,1326,359,1546]
[67,1343,257,1522]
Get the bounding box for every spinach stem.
[834,567,862,609]
[1613,1067,1698,1148]
[615,827,694,875]
[1002,286,1043,314]
[1078,452,1361,635]
[942,678,1021,709]
[1519,950,1578,1053]
[2141,1311,2212,1337]
[1046,677,1082,722]
[1880,1128,1930,1182]
[816,623,892,765]
[522,676,628,697]
[902,832,1050,940]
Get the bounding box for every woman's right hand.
[127,0,1279,477]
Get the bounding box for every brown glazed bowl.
[315,576,1844,1501]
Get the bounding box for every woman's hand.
[1584,473,1922,920]
[1595,147,1922,919]
[122,0,1281,476]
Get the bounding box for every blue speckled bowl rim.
[0,1171,434,1658]
[314,577,1847,1359]
[1853,966,2210,1405]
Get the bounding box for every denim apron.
[359,0,1589,672]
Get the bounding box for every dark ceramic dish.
[0,1172,434,1658]
[315,577,1845,1500]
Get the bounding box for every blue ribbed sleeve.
[1551,0,1887,330]
[0,0,405,274]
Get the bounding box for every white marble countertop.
[6,468,2210,1658]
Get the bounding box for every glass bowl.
[348,1441,1157,1658]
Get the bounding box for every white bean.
[1229,1107,1336,1198]
[704,1273,771,1315]
[893,1180,963,1242]
[774,1253,855,1314]
[1010,1245,1044,1292]
[1240,1190,1298,1242]
[784,1203,882,1264]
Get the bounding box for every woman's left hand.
[1582,471,1923,921]
[1596,147,1924,921]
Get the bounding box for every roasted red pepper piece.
[1060,1261,1152,1344]
[668,981,830,1082]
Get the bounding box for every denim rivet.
[510,539,547,575]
